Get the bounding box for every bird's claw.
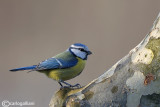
[60,84,81,89]
[71,83,81,88]
[59,81,82,89]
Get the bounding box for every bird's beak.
[87,51,92,55]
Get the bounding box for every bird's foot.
[59,81,82,89]
[70,83,81,88]
[60,84,81,89]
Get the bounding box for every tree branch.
[49,13,160,107]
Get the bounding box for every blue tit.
[10,43,92,88]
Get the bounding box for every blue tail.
[10,65,37,72]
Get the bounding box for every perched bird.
[10,43,92,88]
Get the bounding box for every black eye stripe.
[79,48,88,53]
[79,48,84,51]
[71,47,87,53]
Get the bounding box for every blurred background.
[0,0,160,106]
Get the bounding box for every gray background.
[0,0,160,107]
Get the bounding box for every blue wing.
[36,51,78,70]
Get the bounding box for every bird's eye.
[79,48,85,51]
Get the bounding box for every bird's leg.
[72,83,81,88]
[59,82,68,89]
[61,81,72,87]
[60,81,81,88]
[58,81,67,89]
[58,82,63,87]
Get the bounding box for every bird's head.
[69,43,92,60]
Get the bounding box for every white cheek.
[71,49,87,59]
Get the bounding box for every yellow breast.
[46,57,86,81]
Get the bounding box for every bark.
[49,13,160,107]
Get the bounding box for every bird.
[10,43,92,88]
